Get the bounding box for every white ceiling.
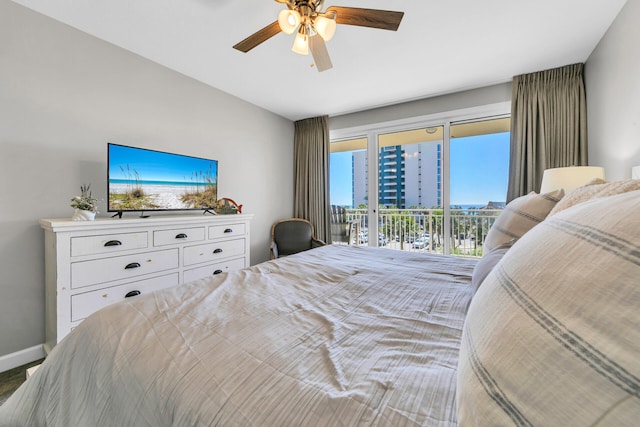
[11,0,627,121]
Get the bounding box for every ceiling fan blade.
[309,34,333,72]
[233,21,282,53]
[325,6,404,31]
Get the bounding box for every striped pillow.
[457,189,640,426]
[470,239,515,294]
[483,189,564,252]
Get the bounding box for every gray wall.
[585,0,640,179]
[0,2,294,360]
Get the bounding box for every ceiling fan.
[233,0,404,72]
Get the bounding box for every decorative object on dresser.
[70,184,98,221]
[39,214,252,354]
[215,197,243,214]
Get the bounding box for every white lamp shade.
[314,15,337,41]
[278,9,301,34]
[539,166,605,194]
[291,31,309,55]
[632,166,640,179]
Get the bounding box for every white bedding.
[0,245,477,426]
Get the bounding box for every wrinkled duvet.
[0,245,477,427]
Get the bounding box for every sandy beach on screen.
[109,183,199,209]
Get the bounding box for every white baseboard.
[0,344,45,373]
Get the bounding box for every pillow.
[457,189,640,426]
[548,178,640,216]
[483,189,564,252]
[470,239,515,294]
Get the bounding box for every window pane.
[450,117,510,256]
[450,118,510,207]
[378,127,443,209]
[377,127,443,251]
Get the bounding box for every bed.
[0,245,478,426]
[2,180,639,426]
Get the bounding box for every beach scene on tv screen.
[108,145,218,211]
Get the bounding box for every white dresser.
[40,214,252,353]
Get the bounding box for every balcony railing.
[334,208,502,257]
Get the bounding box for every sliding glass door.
[330,106,511,257]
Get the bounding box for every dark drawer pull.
[125,290,141,298]
[104,240,122,247]
[224,228,233,233]
[124,262,141,270]
[213,248,223,254]
[175,233,188,239]
[213,269,223,275]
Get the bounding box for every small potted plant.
[71,184,99,221]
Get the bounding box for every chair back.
[330,205,359,245]
[272,218,315,257]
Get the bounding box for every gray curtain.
[293,115,331,242]
[507,63,588,201]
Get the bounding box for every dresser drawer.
[183,239,245,266]
[71,273,179,321]
[71,232,148,257]
[209,223,246,239]
[71,248,179,289]
[154,227,205,247]
[183,258,245,283]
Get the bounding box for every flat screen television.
[108,143,218,215]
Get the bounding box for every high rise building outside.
[352,142,442,209]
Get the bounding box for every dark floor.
[0,359,44,406]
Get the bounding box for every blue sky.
[330,132,510,207]
[330,152,356,206]
[109,144,218,183]
[450,132,510,205]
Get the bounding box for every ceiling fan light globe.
[314,15,336,41]
[278,9,301,34]
[292,32,309,55]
